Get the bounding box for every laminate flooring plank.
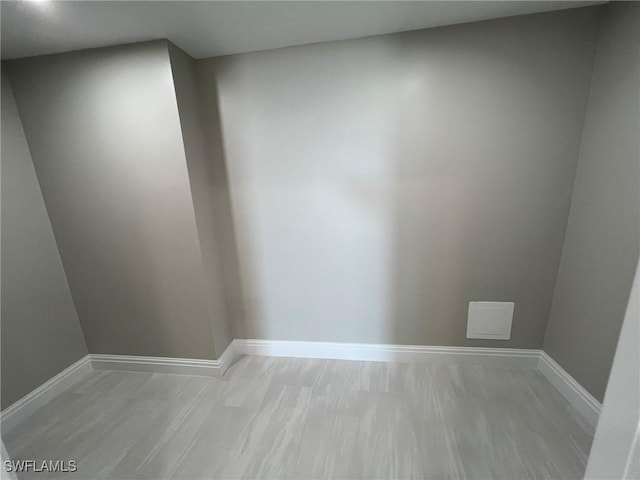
[3,357,595,480]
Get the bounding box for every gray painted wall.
[1,67,88,409]
[193,57,247,342]
[7,41,219,360]
[168,43,233,356]
[197,8,600,347]
[543,2,640,402]
[585,261,640,479]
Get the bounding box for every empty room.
[1,1,638,479]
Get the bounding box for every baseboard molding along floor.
[1,339,601,434]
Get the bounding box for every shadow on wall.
[194,61,249,341]
[203,7,600,349]
[386,19,593,348]
[6,42,218,360]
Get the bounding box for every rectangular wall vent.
[466,302,514,340]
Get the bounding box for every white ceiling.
[1,1,605,61]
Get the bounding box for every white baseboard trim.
[90,341,235,378]
[234,339,602,426]
[0,355,93,434]
[1,341,601,434]
[537,352,601,427]
[233,339,541,368]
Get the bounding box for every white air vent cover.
[466,302,514,340]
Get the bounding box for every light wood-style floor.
[3,355,594,479]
